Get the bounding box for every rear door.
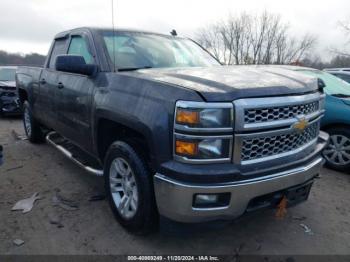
[55,33,97,152]
[37,37,68,129]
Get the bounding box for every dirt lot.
[0,117,349,255]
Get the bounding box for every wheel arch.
[18,88,28,105]
[321,123,350,132]
[95,115,155,171]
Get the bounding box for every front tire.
[23,101,44,143]
[323,127,350,172]
[104,141,158,234]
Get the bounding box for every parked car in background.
[324,68,350,84]
[282,66,350,172]
[0,66,21,116]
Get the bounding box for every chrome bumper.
[154,157,324,223]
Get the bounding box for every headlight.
[175,136,231,161]
[174,101,233,164]
[175,101,233,130]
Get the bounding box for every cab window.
[49,39,67,69]
[68,36,94,64]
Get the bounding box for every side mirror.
[55,55,98,77]
[318,78,326,91]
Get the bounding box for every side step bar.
[46,132,103,176]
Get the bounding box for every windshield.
[0,68,16,81]
[101,31,220,70]
[298,70,350,97]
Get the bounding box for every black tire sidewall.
[323,127,350,172]
[23,101,44,143]
[104,141,157,234]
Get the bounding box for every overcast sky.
[0,0,349,61]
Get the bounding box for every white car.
[324,68,350,84]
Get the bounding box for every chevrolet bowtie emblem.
[293,117,308,132]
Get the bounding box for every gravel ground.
[0,117,349,255]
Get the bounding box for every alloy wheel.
[109,157,138,219]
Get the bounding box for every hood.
[136,65,318,101]
[0,81,16,88]
[0,81,16,92]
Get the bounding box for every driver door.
[54,34,96,152]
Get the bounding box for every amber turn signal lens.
[175,140,198,156]
[176,109,200,125]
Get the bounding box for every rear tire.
[323,127,350,172]
[104,141,158,234]
[23,101,45,143]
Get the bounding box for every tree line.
[0,51,46,66]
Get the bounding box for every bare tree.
[339,19,350,34]
[196,23,227,63]
[330,18,350,57]
[196,11,316,65]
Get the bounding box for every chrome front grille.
[233,92,325,165]
[241,121,319,162]
[244,101,319,124]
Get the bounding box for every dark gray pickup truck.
[16,27,328,233]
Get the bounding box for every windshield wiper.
[331,93,350,98]
[117,66,153,72]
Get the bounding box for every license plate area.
[246,179,314,212]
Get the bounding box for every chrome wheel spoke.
[330,152,337,161]
[342,151,350,159]
[119,195,128,212]
[130,198,137,211]
[125,196,132,211]
[331,136,338,146]
[338,153,345,164]
[114,160,126,176]
[323,149,334,156]
[339,136,347,146]
[343,145,350,150]
[110,185,123,193]
[110,177,122,184]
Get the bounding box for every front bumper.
[0,92,21,115]
[154,157,324,223]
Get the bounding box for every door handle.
[40,78,46,85]
[57,82,64,89]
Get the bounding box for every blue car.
[285,66,350,172]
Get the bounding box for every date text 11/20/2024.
[127,256,219,261]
